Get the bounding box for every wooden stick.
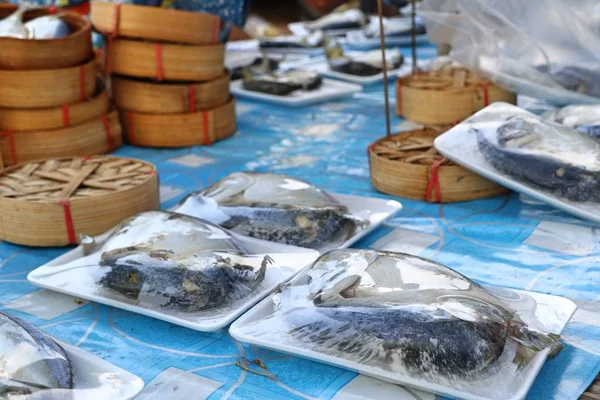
[411,0,417,74]
[376,0,391,137]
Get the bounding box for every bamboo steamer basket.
[0,155,159,246]
[91,2,222,45]
[112,73,230,114]
[121,98,236,148]
[0,5,92,69]
[0,58,96,109]
[107,38,225,81]
[368,128,508,202]
[0,81,109,131]
[0,111,122,167]
[396,68,516,125]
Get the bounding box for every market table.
[1,44,599,400]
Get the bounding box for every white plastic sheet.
[419,0,600,104]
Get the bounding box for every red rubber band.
[0,131,17,165]
[49,5,56,15]
[102,115,115,152]
[111,4,121,39]
[81,155,90,161]
[127,112,136,145]
[155,44,164,81]
[188,85,196,114]
[62,104,70,126]
[397,81,402,114]
[59,200,77,245]
[144,170,157,175]
[202,112,211,145]
[367,142,375,155]
[480,83,489,107]
[211,15,219,44]
[425,159,444,203]
[79,65,86,100]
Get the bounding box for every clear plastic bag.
[233,249,570,399]
[419,0,600,104]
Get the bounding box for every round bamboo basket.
[0,111,122,166]
[121,98,236,148]
[107,38,225,82]
[0,81,109,131]
[0,5,93,70]
[396,68,516,125]
[0,58,96,109]
[112,73,231,114]
[91,2,222,45]
[368,128,508,202]
[0,155,159,247]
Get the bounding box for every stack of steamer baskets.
[368,66,517,202]
[0,5,122,171]
[91,3,236,148]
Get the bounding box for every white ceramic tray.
[225,51,309,71]
[230,78,362,106]
[34,341,144,400]
[344,32,429,50]
[285,55,420,85]
[434,102,600,224]
[175,193,403,253]
[230,267,577,400]
[287,18,374,37]
[28,232,320,333]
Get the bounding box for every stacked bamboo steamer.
[0,5,122,171]
[91,3,236,148]
[368,67,514,203]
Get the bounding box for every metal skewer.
[376,0,391,137]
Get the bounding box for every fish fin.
[510,323,563,361]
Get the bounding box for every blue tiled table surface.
[1,43,599,400]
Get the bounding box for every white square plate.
[230,267,577,400]
[174,193,403,252]
[231,78,362,107]
[285,55,423,85]
[28,233,320,333]
[43,341,144,399]
[434,102,600,224]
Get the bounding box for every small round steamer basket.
[0,5,93,69]
[120,97,237,148]
[368,127,508,202]
[106,38,225,82]
[91,2,222,45]
[0,155,159,247]
[396,68,516,125]
[0,111,122,167]
[0,58,97,109]
[0,82,109,131]
[111,73,231,114]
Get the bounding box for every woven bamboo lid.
[396,68,516,125]
[106,38,225,82]
[121,97,236,148]
[369,127,508,202]
[0,57,96,109]
[112,73,230,114]
[0,80,109,131]
[0,111,122,167]
[0,155,159,246]
[91,2,222,45]
[0,5,93,70]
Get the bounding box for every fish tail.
[510,323,563,367]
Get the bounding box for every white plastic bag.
[419,0,600,104]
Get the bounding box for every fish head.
[308,249,376,303]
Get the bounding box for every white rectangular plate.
[284,55,422,85]
[434,102,600,224]
[53,341,144,399]
[28,233,320,333]
[174,193,402,252]
[230,268,577,400]
[231,78,362,107]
